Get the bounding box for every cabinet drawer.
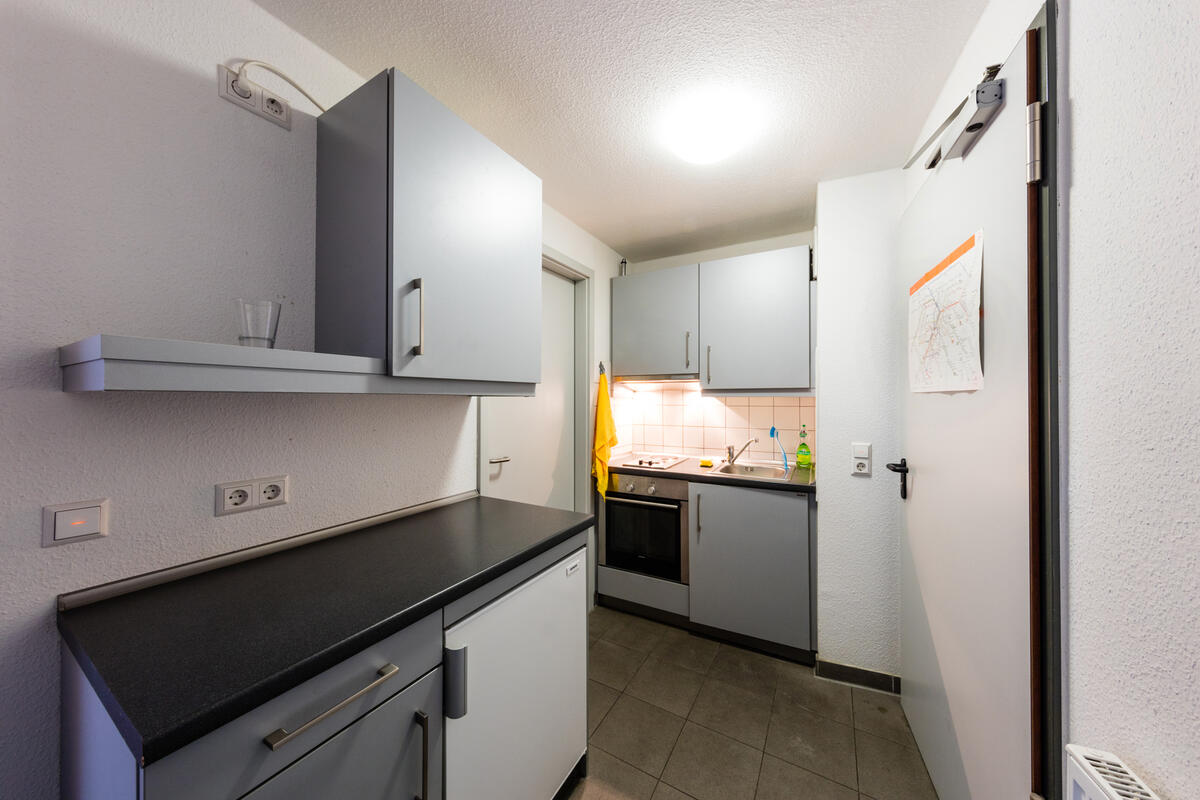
[143,612,441,800]
[246,666,443,800]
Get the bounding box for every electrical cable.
[235,60,327,112]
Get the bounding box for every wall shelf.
[58,335,534,396]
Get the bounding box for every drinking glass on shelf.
[236,299,281,348]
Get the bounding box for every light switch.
[42,499,109,547]
[851,442,872,476]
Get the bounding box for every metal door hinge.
[1026,101,1043,184]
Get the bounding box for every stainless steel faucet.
[725,437,758,466]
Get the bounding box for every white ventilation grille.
[1067,745,1161,800]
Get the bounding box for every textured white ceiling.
[255,0,987,260]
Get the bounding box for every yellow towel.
[592,372,618,498]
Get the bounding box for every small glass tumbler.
[236,299,282,348]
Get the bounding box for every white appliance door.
[445,549,587,800]
[896,31,1032,800]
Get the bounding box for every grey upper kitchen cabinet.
[688,482,811,651]
[611,264,699,378]
[698,246,811,390]
[317,69,542,389]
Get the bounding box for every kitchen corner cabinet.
[688,483,811,650]
[611,264,699,377]
[316,68,542,389]
[698,246,811,390]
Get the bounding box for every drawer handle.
[414,710,429,800]
[263,663,399,751]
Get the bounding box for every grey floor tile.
[688,676,773,749]
[589,679,621,736]
[625,657,706,717]
[589,606,626,639]
[855,730,938,800]
[765,703,857,789]
[851,689,915,748]
[707,645,779,697]
[651,782,697,799]
[590,638,647,691]
[775,662,853,724]
[591,695,685,777]
[648,631,721,674]
[604,615,673,653]
[755,754,857,800]
[569,747,657,800]
[660,722,763,800]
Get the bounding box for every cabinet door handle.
[263,663,399,750]
[695,493,702,534]
[706,346,712,384]
[412,277,426,356]
[414,710,429,800]
[685,331,691,369]
[488,456,511,464]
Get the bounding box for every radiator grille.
[1067,745,1161,800]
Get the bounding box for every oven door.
[601,493,686,583]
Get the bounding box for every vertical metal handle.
[685,331,691,369]
[695,493,701,534]
[413,710,429,800]
[706,346,712,384]
[412,278,425,356]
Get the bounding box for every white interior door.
[480,268,576,510]
[896,34,1031,800]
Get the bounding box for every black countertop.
[58,496,593,766]
[610,456,815,494]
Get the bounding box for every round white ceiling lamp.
[657,86,765,165]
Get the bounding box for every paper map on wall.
[908,231,983,392]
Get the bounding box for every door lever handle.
[886,458,909,500]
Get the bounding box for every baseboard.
[815,659,901,694]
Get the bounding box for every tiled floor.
[574,606,938,800]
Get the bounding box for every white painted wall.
[1063,1,1200,795]
[0,1,622,795]
[628,231,814,274]
[813,170,907,675]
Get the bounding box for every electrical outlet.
[215,475,289,516]
[256,475,289,508]
[216,65,291,130]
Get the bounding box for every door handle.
[444,646,468,719]
[706,346,712,384]
[685,331,691,369]
[263,663,399,750]
[412,277,425,356]
[488,456,511,464]
[695,493,701,534]
[886,458,909,500]
[414,710,429,800]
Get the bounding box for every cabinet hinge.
[1026,101,1043,185]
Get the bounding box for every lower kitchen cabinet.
[444,548,588,800]
[688,483,811,650]
[245,667,442,800]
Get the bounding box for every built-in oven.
[599,474,689,585]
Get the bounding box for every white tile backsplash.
[610,384,816,461]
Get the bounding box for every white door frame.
[476,247,594,515]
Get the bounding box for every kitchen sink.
[717,462,792,481]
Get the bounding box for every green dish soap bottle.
[795,424,812,468]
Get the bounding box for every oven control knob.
[647,483,657,495]
[624,482,635,492]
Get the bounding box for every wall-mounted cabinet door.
[611,264,699,377]
[688,483,810,650]
[389,71,543,383]
[698,247,810,390]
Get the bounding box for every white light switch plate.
[42,498,109,547]
[851,442,872,475]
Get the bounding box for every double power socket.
[217,65,291,129]
[215,475,289,516]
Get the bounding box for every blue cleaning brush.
[771,426,788,470]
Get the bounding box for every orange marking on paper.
[909,234,976,296]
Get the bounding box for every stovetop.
[620,452,687,470]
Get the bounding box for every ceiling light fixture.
[657,86,764,165]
